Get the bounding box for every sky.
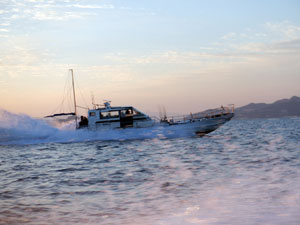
[0,0,300,117]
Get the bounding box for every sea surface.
[0,110,300,225]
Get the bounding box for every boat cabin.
[80,102,154,129]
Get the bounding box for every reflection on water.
[1,118,300,224]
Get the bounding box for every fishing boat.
[46,69,234,136]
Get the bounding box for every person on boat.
[79,116,88,127]
[126,109,132,116]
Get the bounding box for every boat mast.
[70,69,78,128]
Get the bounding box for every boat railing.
[158,104,234,124]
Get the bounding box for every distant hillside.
[235,96,300,119]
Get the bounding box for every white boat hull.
[82,113,234,138]
[157,113,234,136]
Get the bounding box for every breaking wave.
[0,109,190,145]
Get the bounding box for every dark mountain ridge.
[235,96,300,119]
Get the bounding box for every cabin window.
[100,111,119,119]
[89,112,96,117]
[120,109,134,117]
[132,109,141,116]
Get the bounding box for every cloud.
[221,21,300,46]
[265,21,300,40]
[221,32,238,40]
[31,10,97,21]
[0,10,8,14]
[0,22,10,26]
[218,21,300,57]
[0,28,9,32]
[2,18,299,82]
[273,38,300,50]
[71,4,114,9]
[104,51,222,65]
[0,0,115,24]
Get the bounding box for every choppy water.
[0,110,300,225]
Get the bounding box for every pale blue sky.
[0,0,300,116]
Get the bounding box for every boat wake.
[0,109,192,145]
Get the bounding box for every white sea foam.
[0,109,58,144]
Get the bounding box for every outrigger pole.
[70,69,78,128]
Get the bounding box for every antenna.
[158,105,167,122]
[69,69,78,128]
[158,105,162,120]
[91,92,95,109]
[162,106,167,121]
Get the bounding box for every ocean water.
[0,109,300,225]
